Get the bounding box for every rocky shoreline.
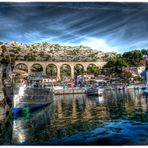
[0,64,12,121]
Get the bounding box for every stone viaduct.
[14,61,106,80]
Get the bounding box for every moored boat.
[143,90,148,95]
[86,87,104,96]
[13,83,53,115]
[141,86,148,90]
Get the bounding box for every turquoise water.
[1,89,148,145]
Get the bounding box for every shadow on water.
[0,110,12,145]
[1,89,148,145]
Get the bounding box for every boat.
[134,86,140,90]
[142,70,148,95]
[86,86,104,96]
[13,103,52,115]
[13,83,54,115]
[141,86,148,90]
[53,85,64,90]
[143,90,148,95]
[44,83,64,90]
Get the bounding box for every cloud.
[1,2,148,53]
[79,37,118,52]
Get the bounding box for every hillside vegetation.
[0,42,116,63]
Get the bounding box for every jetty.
[53,87,86,95]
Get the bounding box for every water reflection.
[12,103,54,144]
[8,89,148,145]
[0,111,12,145]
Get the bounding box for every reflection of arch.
[74,64,84,77]
[60,64,71,78]
[46,64,57,77]
[15,63,28,72]
[31,63,43,72]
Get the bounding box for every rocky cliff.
[0,41,117,62]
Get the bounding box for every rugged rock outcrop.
[0,41,117,62]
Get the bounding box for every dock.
[54,87,86,95]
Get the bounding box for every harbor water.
[1,88,148,145]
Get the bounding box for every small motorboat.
[143,90,148,95]
[134,86,140,90]
[141,86,148,90]
[86,87,104,96]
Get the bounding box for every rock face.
[0,41,117,62]
[0,64,4,101]
[0,64,10,122]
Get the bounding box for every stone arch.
[31,63,43,72]
[74,64,84,77]
[88,63,98,67]
[60,64,71,80]
[87,63,99,75]
[46,64,58,78]
[15,63,28,72]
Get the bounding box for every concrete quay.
[54,87,86,95]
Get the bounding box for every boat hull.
[13,103,51,115]
[144,91,148,95]
[13,85,54,115]
[86,88,104,96]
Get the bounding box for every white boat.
[86,87,104,96]
[13,83,53,115]
[141,86,148,90]
[143,70,148,95]
[143,90,148,95]
[44,83,64,90]
[53,85,64,90]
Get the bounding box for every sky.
[1,2,148,53]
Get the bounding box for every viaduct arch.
[14,61,106,80]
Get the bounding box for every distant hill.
[0,41,117,62]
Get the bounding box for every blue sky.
[1,2,148,53]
